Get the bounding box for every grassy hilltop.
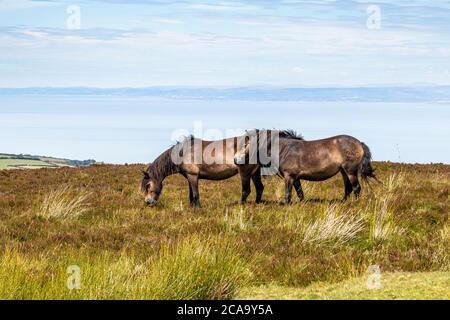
[0,162,448,299]
[0,153,95,170]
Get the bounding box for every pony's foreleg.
[284,175,294,205]
[251,168,264,203]
[293,179,304,201]
[240,173,252,204]
[188,182,194,204]
[187,174,201,208]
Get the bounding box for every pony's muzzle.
[145,199,157,206]
[234,155,246,165]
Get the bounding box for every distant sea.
[0,93,449,164]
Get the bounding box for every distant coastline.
[1,86,450,103]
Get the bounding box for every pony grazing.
[234,130,379,204]
[140,135,262,207]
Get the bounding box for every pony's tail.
[360,142,382,184]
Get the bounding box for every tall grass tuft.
[36,185,90,220]
[431,225,450,271]
[385,172,406,193]
[300,204,364,246]
[223,206,253,231]
[0,248,49,299]
[0,236,249,299]
[368,195,403,245]
[148,236,249,299]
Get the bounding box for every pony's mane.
[142,135,196,186]
[143,147,179,184]
[279,129,304,140]
[175,134,195,145]
[245,129,304,140]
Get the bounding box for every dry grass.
[36,185,90,220]
[432,225,450,271]
[384,171,406,193]
[368,195,404,245]
[300,204,364,246]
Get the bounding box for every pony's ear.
[142,171,150,179]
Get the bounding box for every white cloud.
[153,18,183,25]
[3,23,449,58]
[21,30,48,38]
[1,1,450,87]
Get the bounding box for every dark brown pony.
[235,130,379,204]
[140,135,262,207]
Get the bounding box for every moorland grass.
[0,236,247,299]
[36,185,91,220]
[238,271,450,300]
[0,162,448,299]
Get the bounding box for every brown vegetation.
[0,162,448,298]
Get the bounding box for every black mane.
[141,146,180,192]
[278,129,304,140]
[141,135,196,191]
[245,129,304,140]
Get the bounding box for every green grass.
[0,162,448,299]
[0,159,55,169]
[0,236,247,299]
[238,271,450,300]
[0,153,93,170]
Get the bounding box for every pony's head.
[140,168,163,206]
[233,129,281,166]
[234,140,251,165]
[233,129,303,167]
[234,130,258,165]
[140,146,180,207]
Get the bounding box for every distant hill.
[0,153,96,170]
[1,86,450,102]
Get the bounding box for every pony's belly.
[298,167,340,181]
[198,164,239,180]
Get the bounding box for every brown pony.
[140,135,262,207]
[234,130,379,204]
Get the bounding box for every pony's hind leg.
[293,179,304,201]
[340,168,353,200]
[347,172,361,199]
[251,168,264,203]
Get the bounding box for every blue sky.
[1,0,450,87]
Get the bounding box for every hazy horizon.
[1,95,449,165]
